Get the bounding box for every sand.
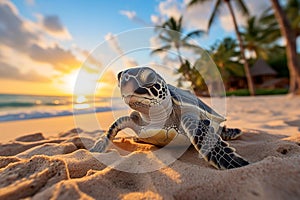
[0,95,300,199]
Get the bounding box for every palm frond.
[234,0,249,16]
[178,16,183,32]
[164,17,179,31]
[181,43,202,50]
[158,34,172,43]
[260,7,275,23]
[182,30,205,41]
[208,0,222,31]
[188,0,210,7]
[150,45,172,55]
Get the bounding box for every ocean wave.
[0,94,72,108]
[0,101,73,108]
[0,94,127,122]
[0,106,126,122]
[0,102,37,108]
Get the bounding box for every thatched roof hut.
[250,59,286,89]
[250,59,277,77]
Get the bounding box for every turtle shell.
[167,84,226,123]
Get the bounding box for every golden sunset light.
[96,70,119,97]
[56,69,80,96]
[0,0,299,199]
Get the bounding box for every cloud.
[124,58,138,67]
[219,14,238,32]
[182,0,213,30]
[247,0,271,17]
[149,35,183,72]
[29,44,82,73]
[151,0,210,30]
[120,10,136,20]
[118,0,213,32]
[80,49,102,68]
[150,36,168,59]
[105,33,124,55]
[0,0,82,78]
[40,15,72,40]
[150,15,164,25]
[120,10,151,26]
[119,0,208,30]
[158,0,183,21]
[0,0,38,52]
[74,47,103,74]
[217,0,271,32]
[104,33,138,67]
[155,0,271,32]
[0,61,50,82]
[43,15,65,32]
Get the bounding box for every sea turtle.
[90,67,249,169]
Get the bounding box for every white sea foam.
[0,94,126,122]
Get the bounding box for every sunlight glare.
[60,69,80,95]
[76,95,87,103]
[74,95,91,110]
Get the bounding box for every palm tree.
[188,0,255,96]
[241,16,280,60]
[285,0,300,38]
[178,60,208,95]
[260,0,299,38]
[269,0,300,94]
[151,16,204,66]
[210,37,244,87]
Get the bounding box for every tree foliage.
[151,16,204,65]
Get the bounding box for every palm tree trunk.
[226,1,255,96]
[270,0,300,94]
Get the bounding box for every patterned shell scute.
[167,84,225,122]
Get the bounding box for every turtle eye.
[140,68,157,87]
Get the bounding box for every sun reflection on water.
[74,95,91,110]
[74,103,90,109]
[76,95,88,104]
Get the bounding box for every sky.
[0,0,274,96]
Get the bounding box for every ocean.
[0,94,126,122]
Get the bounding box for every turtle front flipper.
[219,126,243,140]
[181,114,249,169]
[90,115,139,152]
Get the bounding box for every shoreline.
[0,110,128,143]
[1,95,299,143]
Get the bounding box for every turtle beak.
[120,79,139,97]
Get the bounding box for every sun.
[55,68,119,97]
[59,69,80,96]
[58,68,101,96]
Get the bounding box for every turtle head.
[117,67,170,113]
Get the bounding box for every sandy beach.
[0,95,300,199]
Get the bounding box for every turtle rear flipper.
[181,115,249,169]
[219,126,243,140]
[203,138,249,169]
